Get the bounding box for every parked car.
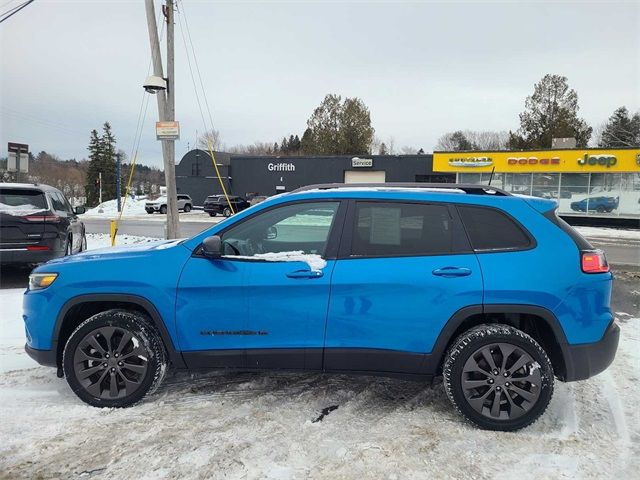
[203,195,250,217]
[23,183,618,431]
[570,196,619,213]
[145,194,192,214]
[0,183,86,265]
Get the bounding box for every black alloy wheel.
[63,310,166,407]
[443,324,554,431]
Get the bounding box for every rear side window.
[458,205,532,251]
[0,188,48,212]
[351,202,453,257]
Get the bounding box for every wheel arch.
[53,294,185,370]
[427,304,572,381]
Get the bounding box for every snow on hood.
[230,251,327,272]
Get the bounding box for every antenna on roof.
[488,167,496,186]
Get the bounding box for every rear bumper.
[0,249,61,264]
[25,343,57,368]
[562,321,620,382]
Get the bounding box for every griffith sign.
[156,121,180,141]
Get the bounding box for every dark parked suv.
[0,183,86,265]
[203,195,250,217]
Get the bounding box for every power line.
[0,0,35,25]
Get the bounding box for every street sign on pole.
[7,142,29,173]
[156,121,180,140]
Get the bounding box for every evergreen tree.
[273,142,279,154]
[379,142,388,155]
[304,94,375,155]
[507,74,592,149]
[292,135,301,152]
[300,128,314,154]
[417,148,425,154]
[85,129,102,206]
[100,122,118,202]
[598,106,640,147]
[281,137,289,154]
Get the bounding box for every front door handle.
[286,269,323,279]
[432,267,472,277]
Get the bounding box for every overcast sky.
[1,0,639,168]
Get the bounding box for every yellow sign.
[433,148,640,173]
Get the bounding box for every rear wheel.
[443,324,554,431]
[63,310,167,408]
[223,207,232,217]
[209,212,217,217]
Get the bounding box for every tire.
[596,206,606,213]
[63,310,167,408]
[183,204,191,213]
[159,205,167,214]
[80,233,87,252]
[443,324,554,431]
[209,212,217,217]
[146,210,154,214]
[223,207,232,217]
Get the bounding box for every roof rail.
[291,183,512,196]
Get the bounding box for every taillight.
[581,250,609,273]
[24,215,60,223]
[26,245,49,251]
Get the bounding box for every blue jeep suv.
[23,183,619,431]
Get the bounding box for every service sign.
[352,157,373,168]
[156,121,180,141]
[433,148,640,173]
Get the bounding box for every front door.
[220,200,344,370]
[324,200,483,374]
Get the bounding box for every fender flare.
[423,304,572,379]
[53,293,186,369]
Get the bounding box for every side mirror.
[265,226,278,240]
[201,235,223,259]
[75,206,86,214]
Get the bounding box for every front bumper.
[25,343,57,368]
[562,321,620,382]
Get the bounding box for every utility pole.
[144,0,180,238]
[98,172,102,205]
[115,152,122,212]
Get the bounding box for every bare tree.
[463,130,509,150]
[197,129,223,151]
[227,142,276,155]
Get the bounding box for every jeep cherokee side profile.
[23,183,619,431]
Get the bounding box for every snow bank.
[85,197,148,217]
[86,233,158,250]
[575,226,640,241]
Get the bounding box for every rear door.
[0,187,49,253]
[324,200,483,374]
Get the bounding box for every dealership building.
[176,149,454,203]
[175,147,639,220]
[432,148,640,219]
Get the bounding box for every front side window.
[221,202,339,257]
[351,202,453,257]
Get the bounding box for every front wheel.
[159,205,167,214]
[443,324,554,431]
[63,310,167,408]
[223,207,232,217]
[183,204,191,213]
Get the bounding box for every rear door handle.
[432,267,472,277]
[286,269,323,279]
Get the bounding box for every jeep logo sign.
[578,154,617,168]
[268,162,295,172]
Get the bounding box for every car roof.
[0,182,59,192]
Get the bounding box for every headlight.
[29,273,58,290]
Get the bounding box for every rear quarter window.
[458,205,533,251]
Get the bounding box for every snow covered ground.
[84,198,216,223]
[1,238,639,478]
